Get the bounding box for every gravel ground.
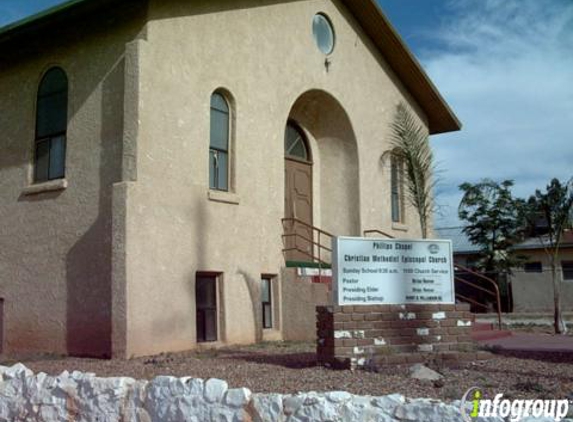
[3,341,573,402]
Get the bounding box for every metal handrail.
[455,277,497,298]
[281,247,330,266]
[455,293,489,310]
[454,264,502,329]
[363,229,395,239]
[282,217,334,238]
[281,218,334,268]
[281,233,333,253]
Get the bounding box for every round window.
[312,13,335,55]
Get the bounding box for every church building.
[0,0,460,358]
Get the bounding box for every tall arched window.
[209,92,230,191]
[391,152,404,223]
[35,67,68,182]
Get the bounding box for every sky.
[1,0,572,228]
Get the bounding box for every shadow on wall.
[65,58,125,358]
[0,0,146,357]
[147,195,211,348]
[238,270,263,344]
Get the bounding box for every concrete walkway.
[476,312,573,327]
[479,332,573,353]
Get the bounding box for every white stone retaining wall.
[0,363,565,421]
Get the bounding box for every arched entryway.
[283,89,360,263]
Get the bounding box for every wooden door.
[196,276,217,342]
[284,158,313,262]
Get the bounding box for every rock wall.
[0,362,543,422]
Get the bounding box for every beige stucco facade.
[0,0,458,358]
[0,4,145,357]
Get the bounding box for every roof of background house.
[512,231,573,251]
[435,226,481,255]
[436,226,573,255]
[0,0,461,135]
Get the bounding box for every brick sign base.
[317,303,489,369]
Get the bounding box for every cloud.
[423,0,573,227]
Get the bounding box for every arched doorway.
[284,121,313,262]
[283,89,360,264]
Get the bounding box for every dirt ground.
[3,341,573,402]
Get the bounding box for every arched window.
[209,92,230,191]
[284,122,310,161]
[391,152,404,223]
[35,67,68,182]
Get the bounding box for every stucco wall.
[280,268,330,341]
[511,249,573,312]
[0,6,145,356]
[119,0,433,357]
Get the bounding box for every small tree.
[523,178,573,334]
[390,103,436,238]
[458,179,526,275]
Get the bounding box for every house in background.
[509,231,573,312]
[436,227,573,313]
[434,227,481,268]
[0,0,460,358]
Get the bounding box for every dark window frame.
[285,121,311,162]
[209,92,231,192]
[391,153,404,223]
[562,261,573,281]
[196,273,219,343]
[312,13,336,55]
[34,67,68,183]
[524,261,543,273]
[261,276,273,329]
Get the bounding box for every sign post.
[333,237,454,306]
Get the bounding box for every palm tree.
[390,103,436,238]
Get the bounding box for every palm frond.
[390,103,436,238]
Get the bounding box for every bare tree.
[524,178,573,334]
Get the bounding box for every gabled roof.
[435,227,481,255]
[513,231,573,251]
[436,226,573,255]
[0,0,461,134]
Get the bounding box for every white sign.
[333,237,455,306]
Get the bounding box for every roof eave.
[343,0,462,134]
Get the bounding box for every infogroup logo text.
[460,387,570,422]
